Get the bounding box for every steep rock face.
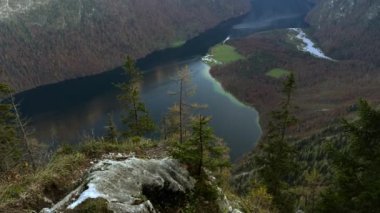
[0,0,250,91]
[306,0,380,65]
[42,157,195,212]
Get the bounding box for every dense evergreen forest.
[1,57,380,212]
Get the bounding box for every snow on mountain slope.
[306,0,380,65]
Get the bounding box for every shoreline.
[14,13,250,97]
[202,61,263,143]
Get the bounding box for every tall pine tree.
[0,83,20,174]
[170,115,229,178]
[104,113,118,143]
[319,100,380,212]
[117,56,155,137]
[254,73,298,213]
[166,66,196,143]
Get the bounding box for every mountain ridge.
[306,0,380,65]
[0,0,250,91]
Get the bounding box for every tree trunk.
[198,115,204,177]
[132,95,139,135]
[179,79,183,143]
[10,93,36,171]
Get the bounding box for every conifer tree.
[104,113,118,143]
[0,83,20,173]
[319,100,380,212]
[0,83,36,172]
[117,56,155,137]
[254,73,298,213]
[162,104,181,139]
[303,167,322,213]
[170,115,229,178]
[10,91,36,171]
[166,66,196,143]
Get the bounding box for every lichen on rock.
[41,157,195,213]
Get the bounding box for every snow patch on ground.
[202,54,222,65]
[42,156,195,213]
[67,183,106,209]
[289,28,334,61]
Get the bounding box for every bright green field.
[210,44,244,64]
[266,68,291,79]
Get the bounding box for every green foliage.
[210,44,245,65]
[0,83,21,174]
[161,104,181,139]
[0,151,87,208]
[318,100,380,212]
[164,66,196,143]
[0,184,27,201]
[182,180,220,213]
[37,152,86,186]
[293,167,324,213]
[79,138,155,158]
[117,56,155,137]
[241,185,274,213]
[67,198,112,213]
[170,115,230,178]
[55,143,75,156]
[0,137,157,209]
[104,113,118,143]
[266,68,291,79]
[254,73,298,213]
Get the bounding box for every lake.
[15,0,312,160]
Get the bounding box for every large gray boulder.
[41,157,195,213]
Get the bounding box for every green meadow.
[266,68,291,79]
[210,44,245,64]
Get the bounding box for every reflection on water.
[16,0,314,160]
[231,14,308,38]
[30,58,261,160]
[230,0,311,38]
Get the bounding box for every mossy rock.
[66,198,112,213]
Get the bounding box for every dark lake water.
[16,0,312,160]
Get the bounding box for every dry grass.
[0,138,157,212]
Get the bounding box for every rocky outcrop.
[0,0,250,91]
[41,157,195,212]
[306,0,380,65]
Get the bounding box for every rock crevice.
[41,157,195,213]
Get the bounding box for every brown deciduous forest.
[0,0,250,91]
[306,0,380,66]
[211,30,380,136]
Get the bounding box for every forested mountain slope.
[306,0,380,65]
[0,0,249,91]
[210,30,380,136]
[210,0,380,137]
